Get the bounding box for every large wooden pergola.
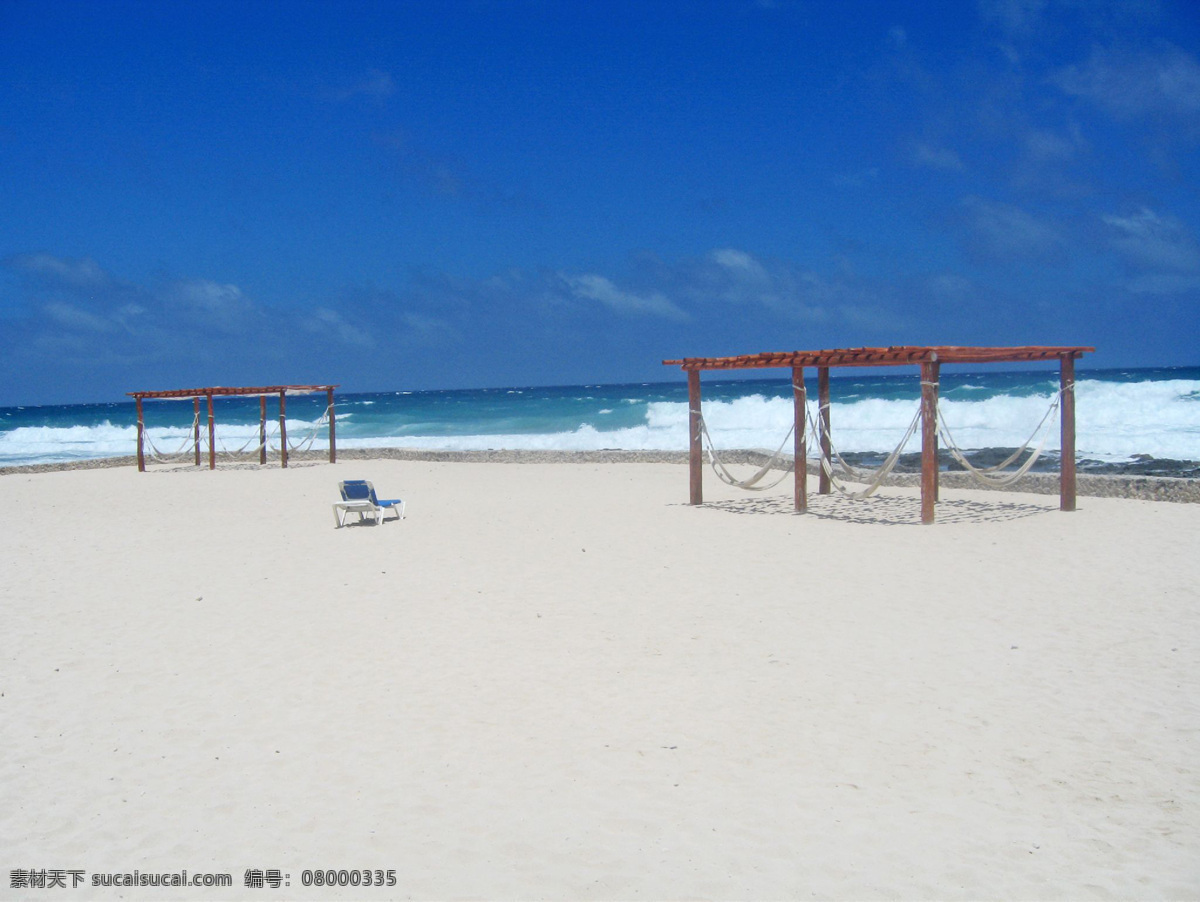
[127,384,338,472]
[663,346,1093,523]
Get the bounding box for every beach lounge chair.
[333,479,405,527]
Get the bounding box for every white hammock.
[285,405,332,453]
[695,411,796,491]
[806,400,923,500]
[143,411,201,462]
[694,382,1067,500]
[936,389,1064,488]
[205,405,331,459]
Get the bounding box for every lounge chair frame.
[333,479,405,527]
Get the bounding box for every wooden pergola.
[663,346,1093,523]
[127,384,338,472]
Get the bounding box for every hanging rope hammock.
[204,404,333,459]
[805,397,924,500]
[143,410,202,462]
[285,404,333,453]
[694,409,796,491]
[935,387,1066,488]
[695,384,1068,500]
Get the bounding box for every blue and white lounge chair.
[333,479,405,527]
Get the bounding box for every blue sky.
[2,0,1198,405]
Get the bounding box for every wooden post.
[1060,354,1076,512]
[688,369,703,505]
[920,358,940,524]
[818,366,831,495]
[193,397,201,467]
[793,366,807,512]
[932,361,940,502]
[207,393,215,470]
[327,388,337,463]
[259,396,267,465]
[135,397,145,472]
[279,391,288,468]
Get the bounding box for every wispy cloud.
[560,274,687,320]
[644,248,911,331]
[345,249,908,352]
[42,301,116,333]
[980,0,1164,41]
[926,272,975,300]
[1054,44,1200,121]
[833,167,881,188]
[912,142,965,171]
[304,308,376,347]
[1023,125,1085,161]
[977,0,1049,36]
[167,279,249,313]
[1102,207,1200,294]
[710,248,771,280]
[320,69,395,102]
[701,248,788,309]
[959,196,1066,263]
[374,130,529,207]
[0,254,378,376]
[5,253,117,290]
[162,279,269,336]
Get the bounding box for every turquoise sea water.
[2,367,1198,474]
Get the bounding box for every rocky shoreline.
[5,447,1199,503]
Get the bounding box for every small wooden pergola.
[663,346,1093,523]
[127,384,338,472]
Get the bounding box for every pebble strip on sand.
[4,448,1198,503]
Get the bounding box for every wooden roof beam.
[128,384,339,400]
[664,345,1094,371]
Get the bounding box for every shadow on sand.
[694,492,1056,526]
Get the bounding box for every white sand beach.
[2,459,1197,900]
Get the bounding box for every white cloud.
[164,280,264,335]
[710,248,770,280]
[305,308,375,347]
[562,273,687,320]
[960,196,1065,262]
[399,311,455,339]
[322,69,395,102]
[6,253,114,290]
[833,167,880,187]
[913,143,965,171]
[1102,207,1200,272]
[1124,273,1200,295]
[42,302,114,333]
[157,279,267,336]
[978,0,1049,35]
[1054,44,1200,120]
[1024,126,1084,161]
[694,249,789,310]
[2,254,457,389]
[661,248,907,328]
[927,272,974,299]
[170,280,248,313]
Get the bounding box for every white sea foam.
[0,418,332,466]
[2,378,1197,466]
[649,380,1200,462]
[336,379,1199,461]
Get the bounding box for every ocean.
[2,366,1198,475]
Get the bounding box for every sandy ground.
[1,459,1197,900]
